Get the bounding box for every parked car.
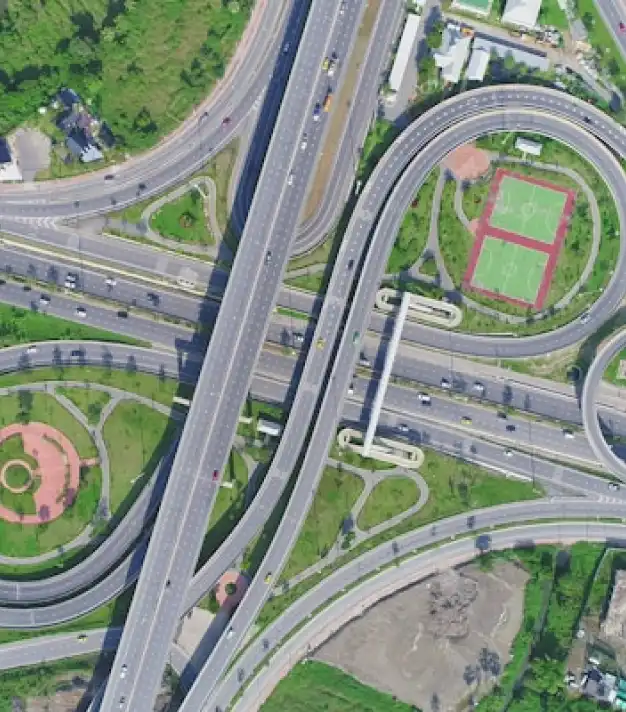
[75,307,87,318]
[418,393,431,404]
[440,378,451,389]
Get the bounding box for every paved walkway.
[0,380,189,565]
[278,458,430,591]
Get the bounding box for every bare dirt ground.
[314,560,529,712]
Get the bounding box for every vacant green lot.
[0,303,141,348]
[57,387,111,426]
[282,467,364,581]
[261,660,415,712]
[151,189,214,246]
[0,0,253,151]
[357,477,419,530]
[102,401,177,519]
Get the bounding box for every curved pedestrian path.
[279,457,429,590]
[0,380,188,566]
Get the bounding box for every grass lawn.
[387,169,439,274]
[357,477,420,530]
[330,443,395,471]
[0,465,101,558]
[0,367,192,409]
[195,449,251,568]
[150,189,214,246]
[102,401,178,520]
[285,273,326,295]
[0,303,142,348]
[57,387,111,426]
[261,660,415,712]
[0,392,96,459]
[538,0,569,28]
[4,463,32,490]
[257,448,541,628]
[439,178,474,288]
[281,467,364,581]
[0,1,253,153]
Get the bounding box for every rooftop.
[602,570,626,639]
[501,0,542,29]
[434,24,472,84]
[466,47,490,81]
[473,33,550,72]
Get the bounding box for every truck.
[323,91,332,112]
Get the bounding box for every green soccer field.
[489,175,568,244]
[471,237,549,303]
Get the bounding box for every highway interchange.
[2,0,626,709]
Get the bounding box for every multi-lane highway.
[1,3,626,706]
[97,0,372,708]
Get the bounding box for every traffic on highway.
[2,0,626,709]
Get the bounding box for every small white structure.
[388,13,421,95]
[466,47,491,81]
[515,137,542,156]
[257,418,283,438]
[434,24,472,84]
[0,138,22,183]
[501,0,542,30]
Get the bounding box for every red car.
[619,21,626,32]
[212,470,219,481]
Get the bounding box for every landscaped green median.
[0,304,143,348]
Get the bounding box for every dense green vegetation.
[0,0,253,150]
[261,660,416,712]
[0,302,141,347]
[477,544,604,712]
[387,170,439,275]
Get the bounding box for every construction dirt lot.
[314,561,529,712]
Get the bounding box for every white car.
[293,332,304,345]
[105,277,116,287]
[418,393,431,404]
[64,279,76,290]
[26,345,37,355]
[563,429,575,439]
[440,378,451,389]
[300,134,308,151]
[76,307,87,318]
[504,448,514,458]
[473,382,484,393]
[226,627,235,639]
[398,423,409,434]
[287,171,294,186]
[347,382,354,395]
[39,295,50,306]
[120,664,128,679]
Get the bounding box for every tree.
[426,20,444,50]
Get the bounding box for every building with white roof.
[465,47,490,81]
[388,13,421,94]
[434,23,472,84]
[515,137,542,156]
[501,0,542,30]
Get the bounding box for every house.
[66,129,103,164]
[57,87,81,110]
[434,23,472,84]
[501,0,542,30]
[0,138,22,182]
[581,667,617,704]
[256,419,283,438]
[515,137,543,156]
[471,34,550,73]
[465,47,490,81]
